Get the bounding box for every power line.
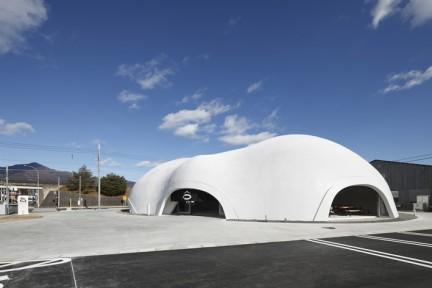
[395,152,432,162]
[403,155,432,164]
[0,162,146,173]
[0,168,54,171]
[0,140,148,161]
[0,141,94,154]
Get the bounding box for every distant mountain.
[0,162,72,185]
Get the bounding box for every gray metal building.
[370,160,432,210]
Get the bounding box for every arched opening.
[330,186,389,218]
[165,189,225,218]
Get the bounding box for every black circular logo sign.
[182,191,192,201]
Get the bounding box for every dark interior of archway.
[330,186,388,217]
[170,189,225,218]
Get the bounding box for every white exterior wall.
[128,135,399,221]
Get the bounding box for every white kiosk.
[0,202,6,215]
[17,195,29,215]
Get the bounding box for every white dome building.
[128,135,398,221]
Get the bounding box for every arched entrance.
[168,189,225,218]
[330,186,389,217]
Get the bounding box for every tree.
[66,165,96,194]
[101,173,127,196]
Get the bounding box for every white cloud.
[160,99,230,130]
[0,0,48,54]
[159,99,231,140]
[369,0,432,28]
[219,114,277,146]
[135,160,164,168]
[219,132,276,146]
[262,109,279,130]
[116,55,174,90]
[247,80,263,94]
[199,99,232,115]
[100,157,120,167]
[371,0,401,28]
[403,0,432,26]
[383,65,432,93]
[160,109,211,130]
[182,54,210,64]
[222,115,252,135]
[0,118,35,135]
[117,90,146,109]
[137,68,172,90]
[117,90,145,103]
[180,88,206,104]
[174,123,200,138]
[160,101,278,145]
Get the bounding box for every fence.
[40,191,124,208]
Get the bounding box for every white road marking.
[0,263,18,269]
[0,258,71,273]
[0,275,9,288]
[357,235,432,248]
[70,259,78,288]
[399,231,432,238]
[307,238,432,269]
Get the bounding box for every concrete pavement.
[0,209,431,261]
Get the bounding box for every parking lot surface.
[1,229,432,288]
[0,209,431,262]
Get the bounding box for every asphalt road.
[411,229,432,234]
[1,229,432,288]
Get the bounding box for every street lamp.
[24,164,40,208]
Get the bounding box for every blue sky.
[0,0,432,180]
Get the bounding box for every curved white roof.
[129,135,398,221]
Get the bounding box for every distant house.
[370,160,432,209]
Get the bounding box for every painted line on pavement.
[357,235,432,248]
[399,231,432,238]
[70,259,78,288]
[0,258,71,274]
[0,275,10,288]
[307,238,432,269]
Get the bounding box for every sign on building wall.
[182,191,192,201]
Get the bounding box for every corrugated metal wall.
[370,160,432,208]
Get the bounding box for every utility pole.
[97,143,101,209]
[57,176,60,209]
[37,170,40,208]
[79,175,81,207]
[5,166,9,215]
